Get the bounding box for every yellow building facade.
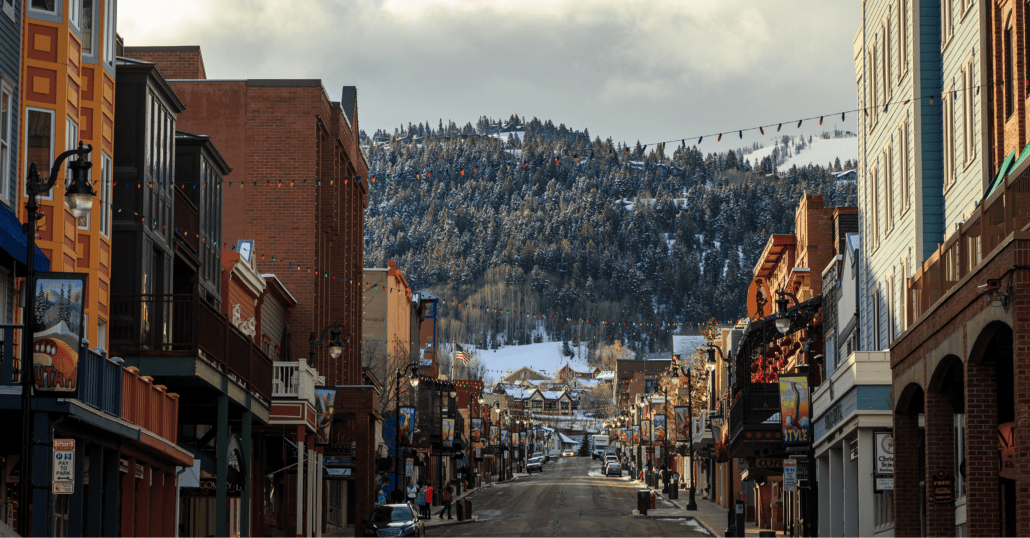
[20,0,116,349]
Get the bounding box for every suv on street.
[527,456,544,474]
[600,454,618,472]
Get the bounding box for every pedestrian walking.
[422,480,430,517]
[439,481,454,519]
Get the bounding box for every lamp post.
[395,362,419,492]
[19,142,95,536]
[682,367,698,511]
[308,322,344,362]
[652,378,673,494]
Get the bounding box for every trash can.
[670,478,679,500]
[456,500,465,521]
[637,490,650,515]
[464,499,472,520]
[650,491,656,509]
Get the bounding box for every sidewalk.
[628,476,769,537]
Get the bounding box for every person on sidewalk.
[439,481,454,519]
[407,480,418,506]
[424,483,434,519]
[391,485,405,503]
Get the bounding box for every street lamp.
[774,290,799,335]
[309,321,344,361]
[395,362,419,492]
[680,367,698,511]
[19,142,95,536]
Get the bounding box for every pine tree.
[578,432,591,456]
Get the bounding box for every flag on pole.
[456,344,471,364]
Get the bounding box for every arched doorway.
[894,382,925,537]
[967,321,1014,536]
[926,355,964,536]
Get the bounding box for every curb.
[423,515,480,529]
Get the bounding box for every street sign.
[53,439,75,494]
[875,477,894,491]
[783,459,797,492]
[405,458,413,478]
[323,456,351,467]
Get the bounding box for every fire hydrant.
[650,491,656,509]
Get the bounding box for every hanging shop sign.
[314,387,337,443]
[779,376,811,445]
[31,273,87,397]
[470,418,483,443]
[875,432,893,475]
[999,422,1015,479]
[52,439,75,494]
[932,469,953,504]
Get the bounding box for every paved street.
[427,456,713,536]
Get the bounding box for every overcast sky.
[117,0,862,149]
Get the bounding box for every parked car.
[605,461,623,477]
[527,456,544,474]
[562,449,575,457]
[363,503,424,537]
[600,454,618,471]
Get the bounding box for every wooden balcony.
[110,293,273,400]
[909,167,1030,323]
[121,366,180,443]
[272,359,325,404]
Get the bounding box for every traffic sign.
[53,439,75,494]
[783,459,797,492]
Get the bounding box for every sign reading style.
[778,376,811,445]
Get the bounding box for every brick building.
[887,1,1030,535]
[121,45,376,536]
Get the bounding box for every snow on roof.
[672,335,708,358]
[538,390,568,400]
[558,432,577,444]
[574,377,601,387]
[596,371,616,380]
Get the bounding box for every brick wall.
[336,386,381,536]
[123,46,207,80]
[893,410,921,536]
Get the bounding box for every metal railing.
[110,293,274,399]
[909,167,1030,323]
[79,349,123,416]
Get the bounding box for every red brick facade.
[124,46,207,80]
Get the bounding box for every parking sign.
[53,439,75,494]
[783,458,798,492]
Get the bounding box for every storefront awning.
[0,203,50,271]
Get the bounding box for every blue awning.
[0,203,51,271]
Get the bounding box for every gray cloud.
[118,0,861,147]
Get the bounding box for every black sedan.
[363,503,425,537]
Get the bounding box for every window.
[97,318,107,352]
[899,118,910,212]
[30,0,56,13]
[962,56,974,165]
[69,0,80,28]
[872,163,880,246]
[900,0,908,77]
[871,47,879,126]
[0,83,10,204]
[942,0,953,48]
[885,144,894,231]
[875,490,895,528]
[1006,26,1014,118]
[943,83,955,186]
[885,16,892,91]
[25,109,54,200]
[873,289,882,350]
[881,27,887,106]
[82,0,94,56]
[888,268,896,342]
[103,0,116,67]
[954,413,966,499]
[100,152,111,237]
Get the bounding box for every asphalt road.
[427,456,712,537]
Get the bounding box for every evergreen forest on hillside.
[361,116,857,357]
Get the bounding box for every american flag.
[456,344,471,364]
